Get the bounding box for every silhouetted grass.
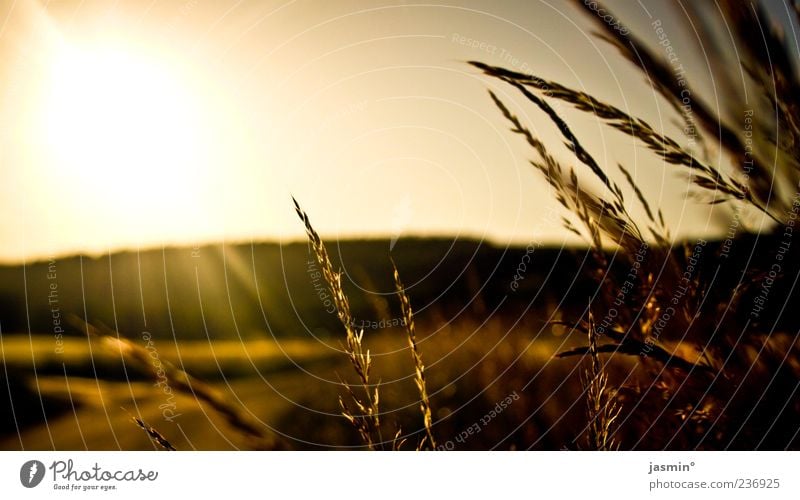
[293,197,383,449]
[472,0,800,449]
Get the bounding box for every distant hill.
[2,233,797,343]
[0,238,589,341]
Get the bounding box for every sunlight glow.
[40,44,205,203]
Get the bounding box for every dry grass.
[582,311,620,451]
[470,62,779,224]
[392,261,436,450]
[293,197,382,449]
[293,199,443,450]
[71,317,286,450]
[574,0,800,216]
[472,0,800,449]
[131,415,176,451]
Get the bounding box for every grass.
[74,317,288,450]
[5,0,799,452]
[582,310,620,451]
[131,415,176,451]
[294,198,440,450]
[293,197,383,449]
[468,0,800,449]
[392,260,436,450]
[273,0,800,450]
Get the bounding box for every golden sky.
[0,0,747,262]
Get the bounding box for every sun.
[38,43,208,211]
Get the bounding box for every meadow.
[0,238,594,450]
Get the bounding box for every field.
[0,239,593,450]
[1,234,797,450]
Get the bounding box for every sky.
[0,0,777,262]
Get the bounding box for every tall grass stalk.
[293,197,382,449]
[392,261,436,450]
[583,311,620,451]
